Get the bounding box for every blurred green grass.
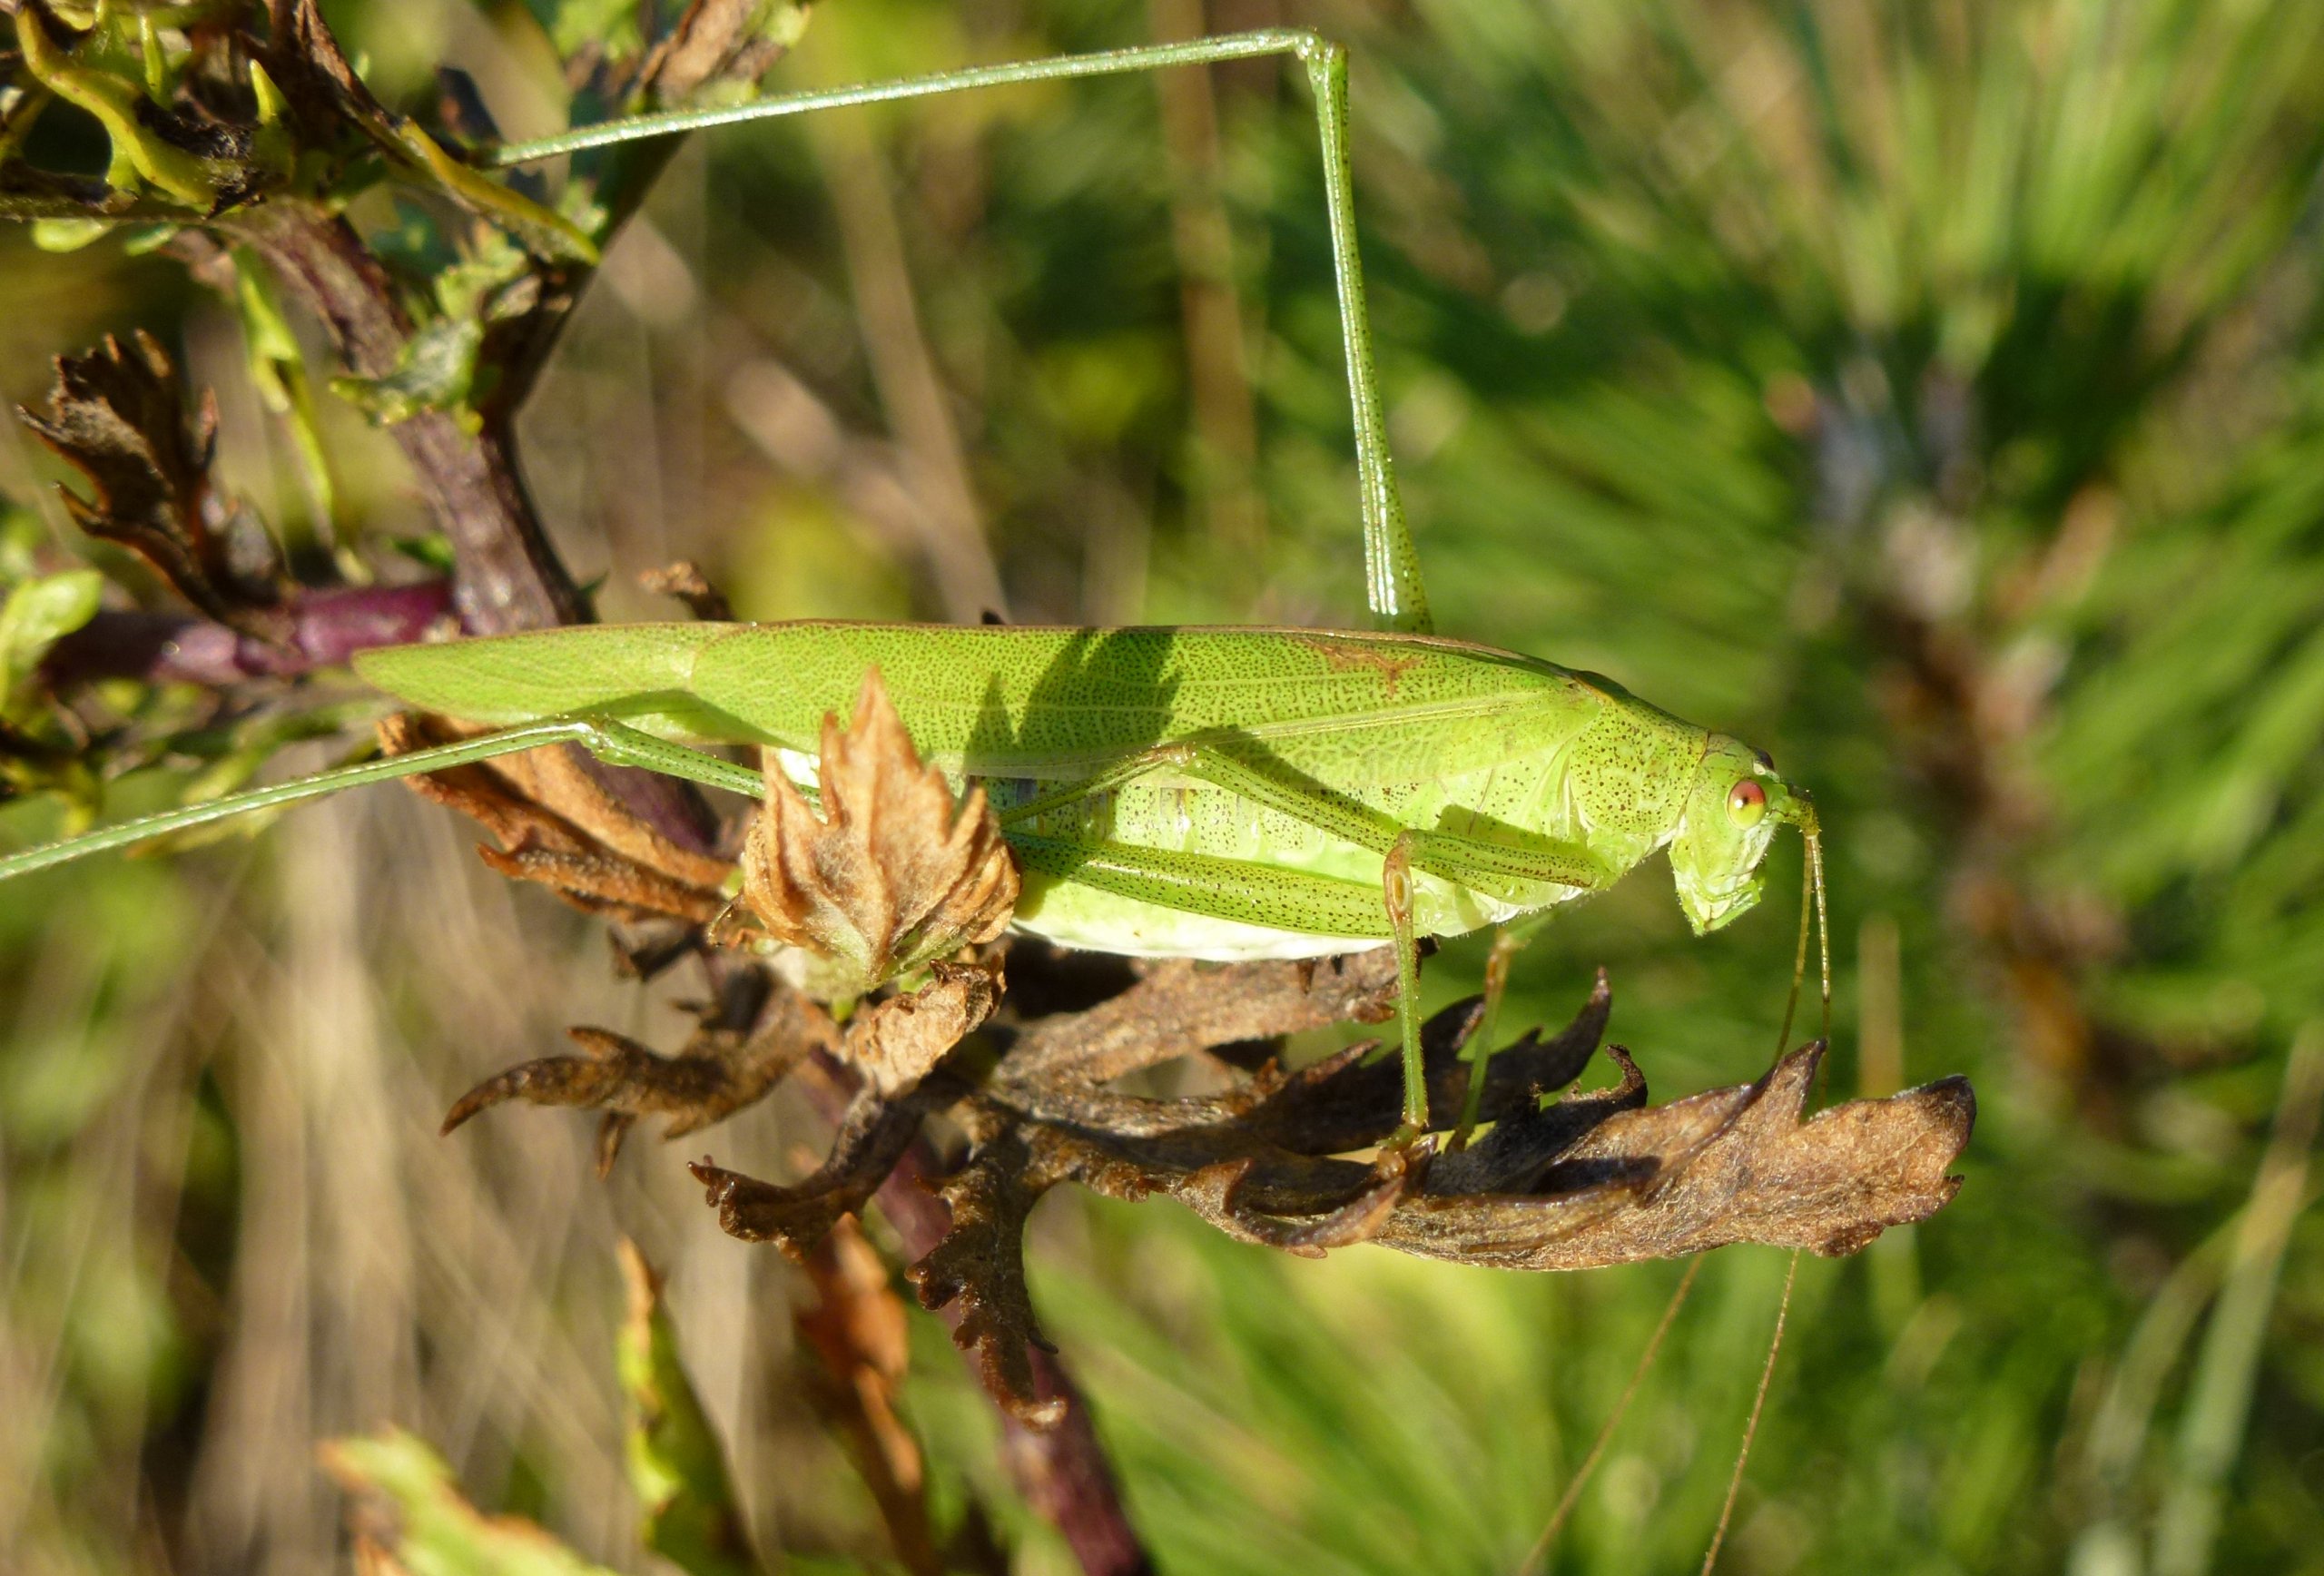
[5,0,2324,1570]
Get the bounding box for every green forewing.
[353,624,733,739]
[356,621,1614,787]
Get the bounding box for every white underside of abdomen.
[1009,907,1368,960]
[1008,877,1532,960]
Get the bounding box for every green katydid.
[0,28,1828,1148]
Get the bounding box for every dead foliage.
[441,996,830,1177]
[379,712,733,926]
[735,669,1018,993]
[641,560,735,622]
[845,957,1008,1097]
[19,333,287,635]
[427,676,1976,1428]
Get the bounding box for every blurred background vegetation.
[4,0,2323,1571]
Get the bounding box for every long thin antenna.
[1700,1251,1799,1574]
[1517,1260,1702,1575]
[0,716,763,882]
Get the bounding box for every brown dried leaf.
[1374,1042,1974,1270]
[639,559,733,621]
[624,931,1976,1436]
[382,713,733,925]
[999,947,1401,1083]
[690,1077,942,1260]
[1170,1148,1423,1255]
[990,984,1597,1156]
[261,0,406,152]
[18,334,285,635]
[440,979,835,1175]
[960,976,1969,1278]
[844,958,1005,1097]
[906,1128,1065,1429]
[644,0,812,103]
[739,668,1018,992]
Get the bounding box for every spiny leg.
[1771,795,1832,1054]
[487,29,1431,635]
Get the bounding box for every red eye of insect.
[1727,778,1768,827]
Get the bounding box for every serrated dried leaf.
[1374,1042,1974,1270]
[690,1076,944,1260]
[999,946,1401,1084]
[382,713,733,925]
[441,979,834,1175]
[261,0,406,152]
[738,668,1018,993]
[18,333,285,635]
[906,1128,1065,1429]
[1172,1148,1423,1255]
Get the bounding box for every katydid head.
[1668,734,1806,936]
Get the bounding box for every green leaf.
[615,1240,761,1576]
[330,317,486,428]
[330,222,540,429]
[320,1429,622,1576]
[0,568,103,701]
[12,4,219,208]
[30,217,110,252]
[389,120,600,267]
[231,250,337,530]
[524,0,648,64]
[431,226,534,321]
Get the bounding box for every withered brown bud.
[738,668,1019,993]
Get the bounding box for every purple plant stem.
[797,1055,1153,1576]
[881,1157,1151,1576]
[40,580,456,688]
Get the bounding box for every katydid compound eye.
[1727,778,1768,827]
